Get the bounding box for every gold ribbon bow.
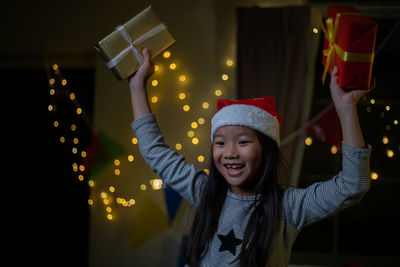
[320,12,375,84]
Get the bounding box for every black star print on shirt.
[217,229,242,256]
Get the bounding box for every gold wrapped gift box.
[94,6,175,80]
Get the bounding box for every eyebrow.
[213,132,253,139]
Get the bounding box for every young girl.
[128,48,371,266]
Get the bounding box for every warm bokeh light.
[88,181,95,187]
[132,137,138,144]
[371,172,378,180]
[183,104,190,111]
[114,159,120,166]
[70,93,76,100]
[49,78,55,85]
[106,207,112,213]
[62,79,67,86]
[313,27,319,33]
[163,51,171,58]
[191,122,198,129]
[115,169,120,175]
[101,192,107,199]
[151,96,158,103]
[78,175,84,181]
[140,184,147,191]
[107,214,113,220]
[50,89,55,95]
[179,75,186,82]
[109,186,115,192]
[52,64,59,71]
[305,137,313,146]
[178,93,186,100]
[386,149,394,158]
[394,120,398,125]
[202,102,209,109]
[192,138,199,145]
[215,89,222,96]
[88,199,94,205]
[382,136,389,144]
[48,105,54,111]
[198,117,205,125]
[169,63,176,70]
[76,107,82,114]
[197,155,205,162]
[386,105,391,111]
[151,80,158,86]
[71,124,77,131]
[128,155,134,162]
[330,145,338,154]
[221,74,228,80]
[53,121,59,127]
[187,130,195,137]
[60,136,65,143]
[370,99,375,104]
[226,59,234,66]
[154,65,159,71]
[81,151,87,158]
[72,147,78,154]
[151,179,163,190]
[79,165,85,172]
[175,143,182,150]
[73,137,79,144]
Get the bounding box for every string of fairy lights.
[48,27,398,222]
[47,50,234,221]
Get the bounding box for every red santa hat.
[211,97,281,146]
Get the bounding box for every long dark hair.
[185,131,287,266]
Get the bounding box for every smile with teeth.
[225,164,244,176]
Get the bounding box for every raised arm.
[330,66,369,148]
[128,48,154,121]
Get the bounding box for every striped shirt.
[131,114,371,267]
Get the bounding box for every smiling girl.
[128,48,371,266]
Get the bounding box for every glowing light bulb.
[72,147,78,154]
[76,107,82,114]
[163,51,171,58]
[179,75,186,82]
[106,207,112,213]
[52,64,59,71]
[371,172,378,180]
[101,192,107,199]
[107,214,113,220]
[132,137,138,144]
[50,89,55,95]
[128,155,134,162]
[202,102,209,109]
[226,59,233,66]
[49,78,55,85]
[60,136,65,143]
[48,105,54,111]
[312,27,318,33]
[386,105,391,111]
[197,155,205,162]
[151,96,158,103]
[394,120,398,125]
[175,143,182,150]
[178,93,186,100]
[191,122,198,129]
[221,74,228,81]
[151,80,158,86]
[62,79,67,86]
[114,169,120,175]
[70,93,75,100]
[154,65,159,71]
[305,137,313,146]
[198,118,205,124]
[140,184,147,191]
[53,121,59,127]
[187,130,195,137]
[215,89,222,96]
[114,159,120,166]
[81,151,86,158]
[88,199,93,205]
[382,136,389,144]
[192,138,199,145]
[78,175,84,181]
[387,149,394,158]
[88,181,95,187]
[73,137,79,144]
[330,145,338,154]
[71,124,76,131]
[183,104,190,111]
[79,165,85,171]
[169,63,176,70]
[109,186,115,192]
[370,99,375,104]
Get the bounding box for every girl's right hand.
[128,47,154,90]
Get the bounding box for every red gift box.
[321,6,378,90]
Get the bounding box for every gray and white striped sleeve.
[131,114,206,206]
[284,142,372,230]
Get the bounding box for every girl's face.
[213,125,263,196]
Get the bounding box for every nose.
[224,143,238,159]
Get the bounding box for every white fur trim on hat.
[211,104,280,146]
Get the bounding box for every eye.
[239,140,249,145]
[214,141,224,146]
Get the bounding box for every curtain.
[236,6,313,187]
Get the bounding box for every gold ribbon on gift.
[106,23,167,69]
[320,12,375,84]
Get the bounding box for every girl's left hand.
[330,66,371,113]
